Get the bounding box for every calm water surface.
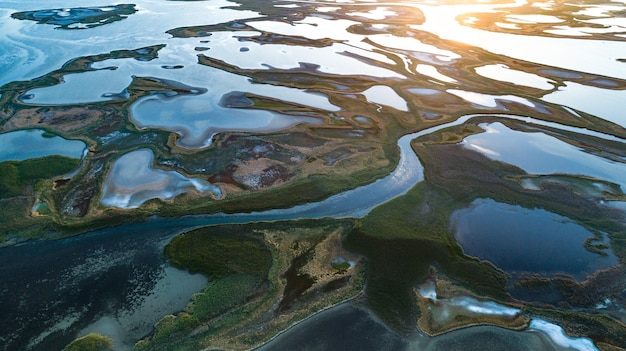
[451,198,619,281]
[0,129,86,162]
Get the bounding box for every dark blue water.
[451,198,618,281]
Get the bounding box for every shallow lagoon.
[77,264,208,351]
[0,217,211,351]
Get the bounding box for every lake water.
[451,198,618,281]
[462,122,626,190]
[1,0,626,350]
[0,129,86,162]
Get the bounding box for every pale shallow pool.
[100,148,222,208]
[474,63,555,90]
[361,85,408,111]
[130,91,324,149]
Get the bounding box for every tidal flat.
[1,0,626,350]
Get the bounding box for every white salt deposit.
[530,319,599,351]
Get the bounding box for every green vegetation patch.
[138,274,260,350]
[164,226,272,279]
[0,155,80,198]
[0,197,53,244]
[0,155,81,243]
[140,227,273,350]
[62,333,113,351]
[187,274,260,319]
[360,181,458,241]
[138,219,363,351]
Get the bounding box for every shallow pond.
[451,198,618,281]
[100,148,222,209]
[447,90,536,110]
[417,280,522,324]
[130,91,325,149]
[0,129,86,162]
[462,122,626,190]
[474,64,555,90]
[361,85,408,111]
[21,59,139,105]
